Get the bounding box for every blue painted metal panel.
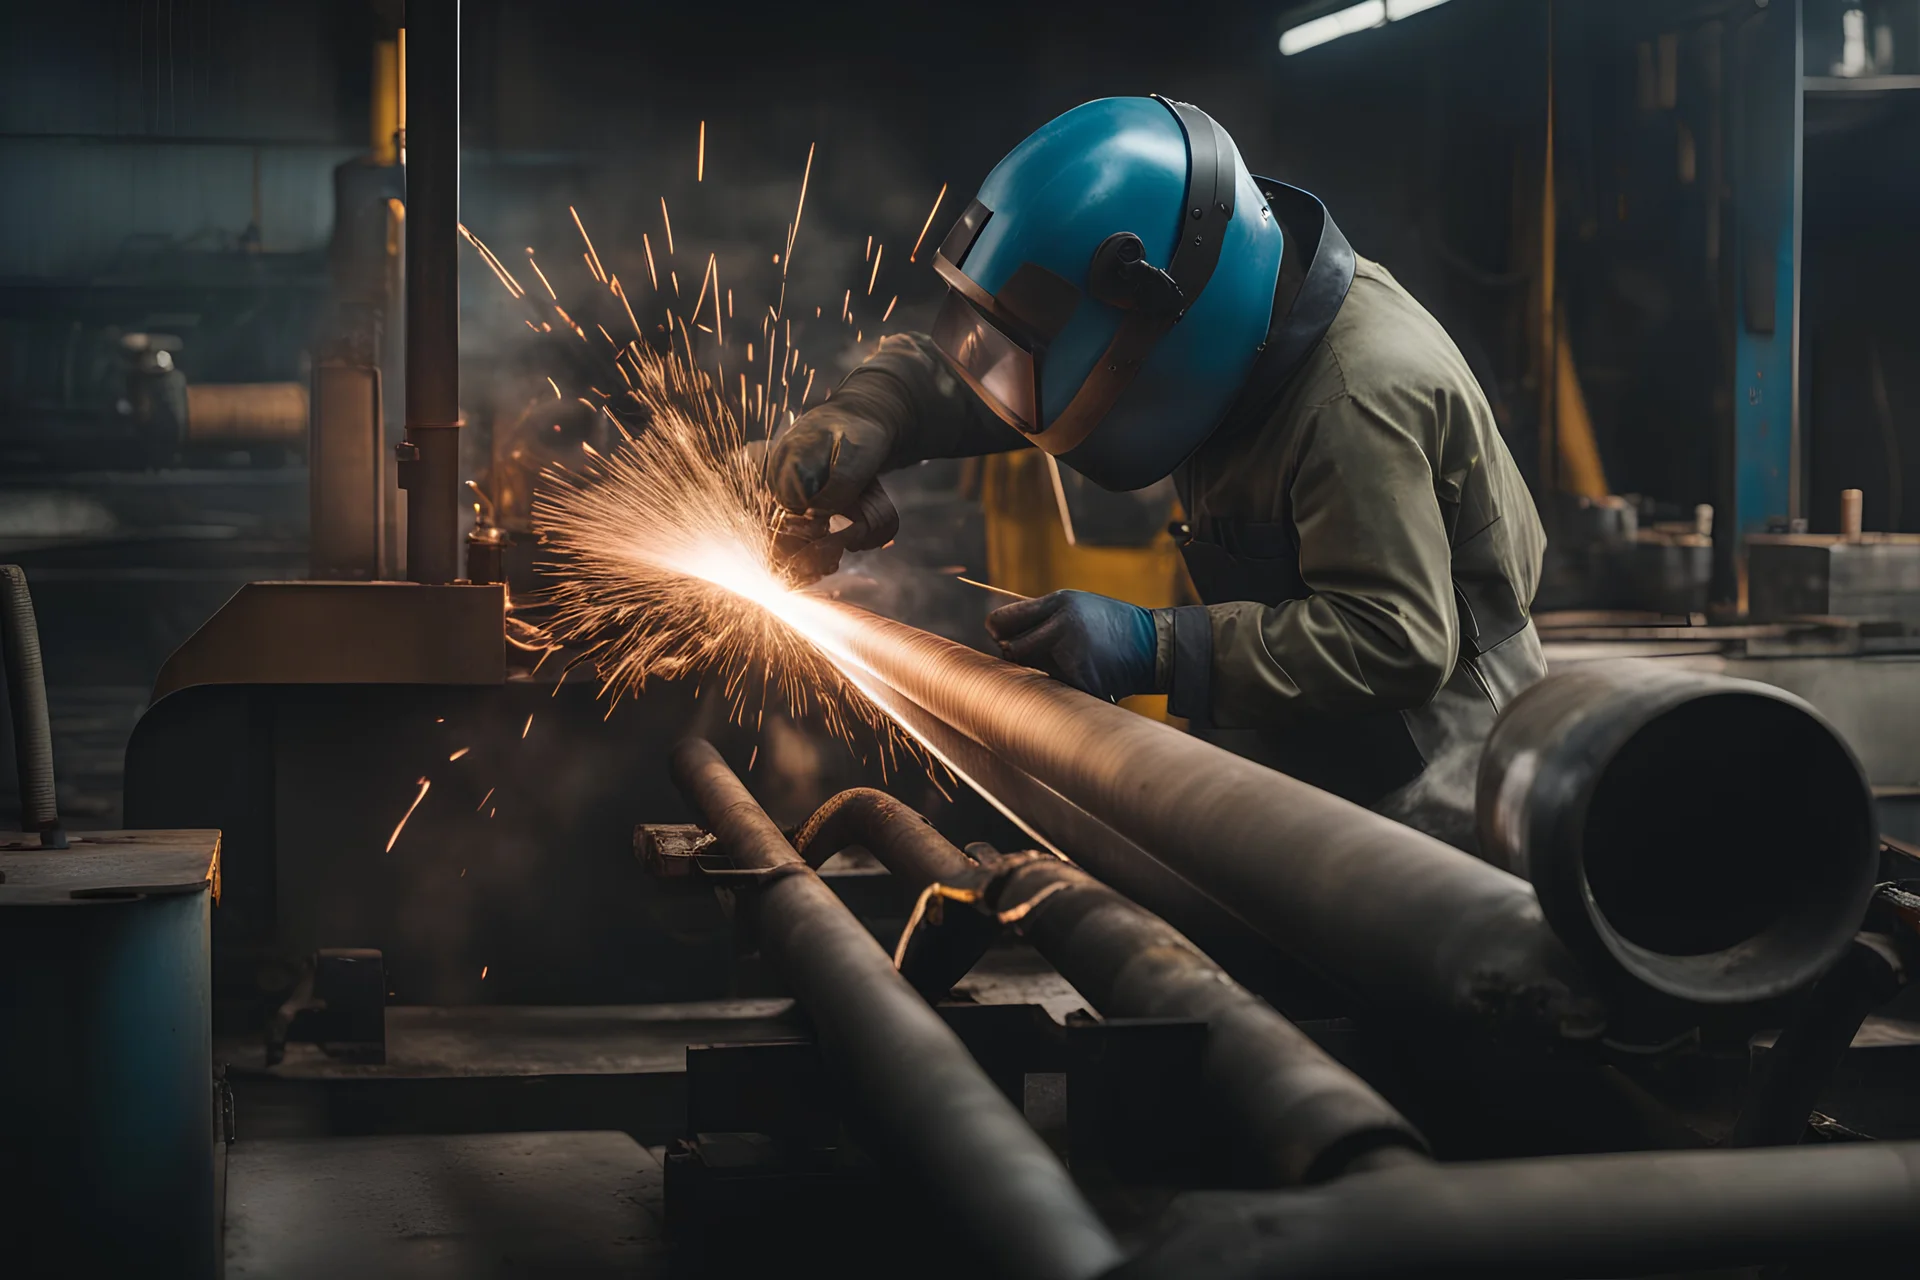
[0,890,215,1276]
[1731,0,1804,553]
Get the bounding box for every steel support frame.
[1726,0,1803,600]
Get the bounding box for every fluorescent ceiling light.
[1279,0,1454,56]
[1279,1,1385,55]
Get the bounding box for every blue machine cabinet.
[0,831,221,1277]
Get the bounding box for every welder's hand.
[985,591,1160,703]
[772,478,900,584]
[764,401,896,517]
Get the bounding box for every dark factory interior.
[6,0,1920,1275]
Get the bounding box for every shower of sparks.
[909,182,948,262]
[386,777,431,853]
[533,340,913,766]
[454,139,941,778]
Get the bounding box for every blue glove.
[985,590,1159,702]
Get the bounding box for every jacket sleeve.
[836,333,1030,467]
[1164,394,1458,727]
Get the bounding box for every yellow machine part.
[982,450,1189,721]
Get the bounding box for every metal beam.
[1727,0,1803,597]
[400,0,462,585]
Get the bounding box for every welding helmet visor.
[928,279,1041,433]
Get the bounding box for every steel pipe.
[400,0,462,584]
[794,786,978,876]
[670,741,1123,1280]
[794,787,1427,1185]
[1109,1140,1920,1279]
[1477,661,1878,1004]
[814,605,1604,1039]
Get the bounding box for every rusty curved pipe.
[791,785,1428,1185]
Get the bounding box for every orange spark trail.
[868,243,883,295]
[910,182,948,262]
[783,143,815,279]
[571,206,607,282]
[691,253,714,323]
[448,747,469,761]
[642,233,660,290]
[476,786,495,811]
[611,276,641,336]
[660,197,676,254]
[528,252,558,299]
[882,295,898,322]
[521,714,534,739]
[697,120,705,181]
[459,224,524,297]
[386,777,431,852]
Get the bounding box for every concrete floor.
[225,1131,669,1279]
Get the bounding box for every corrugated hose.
[1,565,66,848]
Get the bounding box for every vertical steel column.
[1726,0,1803,600]
[400,0,461,584]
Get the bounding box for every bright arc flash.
[533,340,917,769]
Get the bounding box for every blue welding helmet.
[930,96,1287,492]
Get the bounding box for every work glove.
[985,590,1161,703]
[770,478,899,584]
[764,399,896,517]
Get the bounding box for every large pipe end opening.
[1482,665,1878,1005]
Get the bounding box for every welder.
[765,95,1546,828]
